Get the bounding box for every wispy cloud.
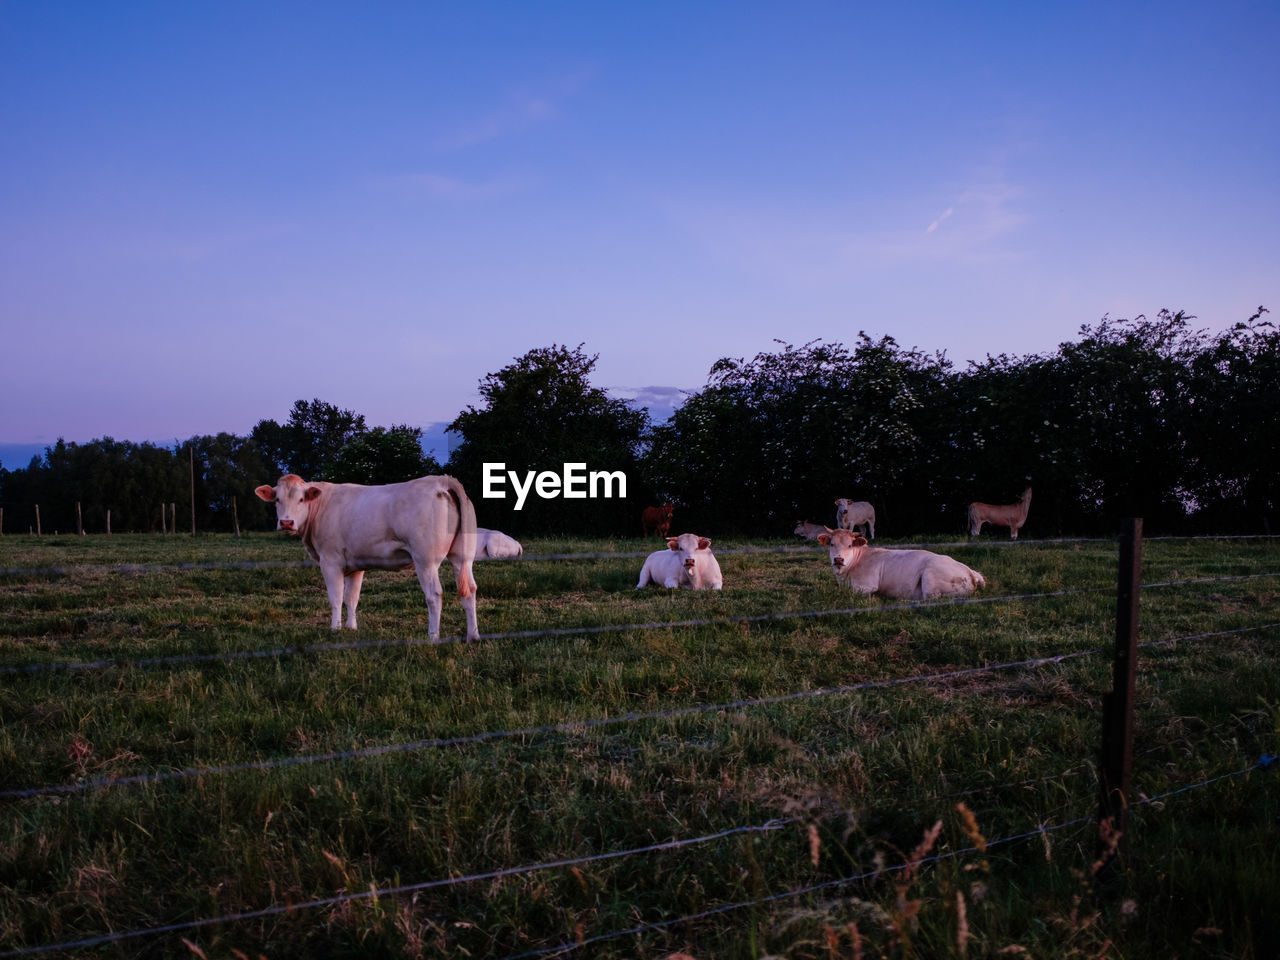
[927,206,954,233]
[391,170,528,201]
[430,93,560,154]
[671,171,1029,286]
[429,70,591,155]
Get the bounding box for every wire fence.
[2,756,1271,959]
[0,532,1276,956]
[3,571,1277,679]
[1,529,1274,578]
[4,619,1276,804]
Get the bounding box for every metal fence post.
[1098,517,1142,873]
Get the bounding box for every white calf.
[636,532,724,590]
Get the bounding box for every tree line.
[1,308,1275,538]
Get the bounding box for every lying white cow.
[835,498,876,539]
[476,527,523,559]
[636,532,723,590]
[817,528,984,600]
[968,486,1032,540]
[793,520,828,540]
[255,473,479,640]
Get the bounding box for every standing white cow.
[817,528,984,600]
[834,498,876,539]
[636,532,724,590]
[968,486,1032,540]
[476,528,523,559]
[255,474,479,640]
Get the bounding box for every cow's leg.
[413,559,445,639]
[343,571,365,629]
[449,556,480,642]
[868,520,875,540]
[319,563,347,630]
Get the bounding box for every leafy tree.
[1047,311,1202,530]
[1184,307,1279,532]
[645,337,951,535]
[183,433,279,532]
[251,399,367,480]
[328,426,442,485]
[447,344,650,534]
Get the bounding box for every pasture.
[1,531,1277,958]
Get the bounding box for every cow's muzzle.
[278,519,295,532]
[832,556,844,568]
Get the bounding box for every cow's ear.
[852,536,868,547]
[817,534,831,546]
[254,485,276,502]
[303,486,322,502]
[697,537,711,550]
[667,538,679,551]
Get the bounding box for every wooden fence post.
[107,509,112,536]
[161,503,167,534]
[233,497,241,538]
[1098,517,1142,875]
[76,501,84,536]
[35,504,42,536]
[189,446,196,537]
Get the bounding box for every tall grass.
[0,532,1276,958]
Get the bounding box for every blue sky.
[2,1,1277,463]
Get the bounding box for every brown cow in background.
[642,504,674,538]
[968,486,1032,540]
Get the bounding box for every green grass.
[0,532,1277,959]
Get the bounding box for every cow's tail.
[443,475,478,575]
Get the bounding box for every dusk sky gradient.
[2,1,1277,464]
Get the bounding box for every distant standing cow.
[642,504,675,538]
[968,486,1032,540]
[255,473,479,640]
[834,498,876,539]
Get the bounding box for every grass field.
[1,531,1277,959]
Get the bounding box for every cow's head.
[254,474,322,535]
[661,504,674,519]
[816,528,868,575]
[667,532,711,573]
